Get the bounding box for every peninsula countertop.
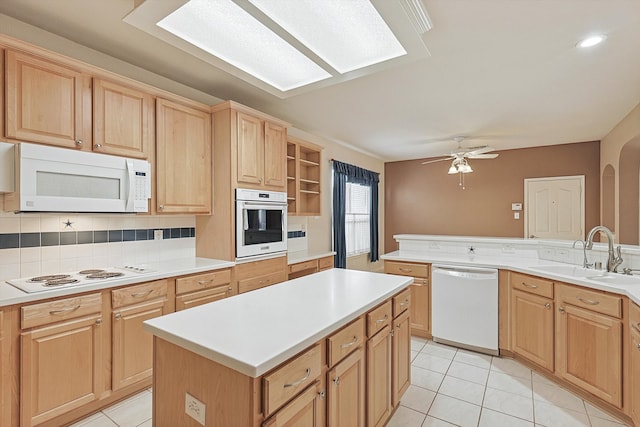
[143,268,412,377]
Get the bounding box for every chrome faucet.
[584,226,623,273]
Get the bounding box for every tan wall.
[287,128,385,272]
[601,103,640,244]
[384,142,600,253]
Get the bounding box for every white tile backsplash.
[0,213,197,281]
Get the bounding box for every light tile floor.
[71,338,631,427]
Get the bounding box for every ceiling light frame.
[123,0,431,98]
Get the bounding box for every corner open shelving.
[286,137,322,216]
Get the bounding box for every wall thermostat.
[512,203,522,211]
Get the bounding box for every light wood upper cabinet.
[555,284,623,408]
[93,78,153,158]
[236,111,286,190]
[156,97,212,214]
[5,49,92,149]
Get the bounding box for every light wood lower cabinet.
[384,261,430,337]
[237,256,287,294]
[555,284,623,408]
[392,309,411,407]
[630,302,640,426]
[367,325,392,427]
[328,348,365,427]
[20,294,103,427]
[288,255,335,280]
[111,280,169,391]
[263,381,322,427]
[511,288,554,371]
[175,269,234,311]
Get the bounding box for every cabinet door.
[511,289,554,371]
[327,348,365,427]
[262,382,321,427]
[156,98,212,214]
[93,78,153,158]
[631,325,640,425]
[392,310,411,407]
[367,326,392,427]
[6,50,91,148]
[21,314,103,427]
[556,304,622,407]
[263,122,286,189]
[236,112,264,186]
[410,280,430,337]
[112,299,166,391]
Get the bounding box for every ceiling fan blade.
[467,153,499,159]
[421,156,454,165]
[465,146,494,156]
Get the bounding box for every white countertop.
[0,257,235,307]
[287,250,336,264]
[143,268,412,377]
[382,250,640,305]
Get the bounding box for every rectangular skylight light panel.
[248,0,407,74]
[157,0,331,91]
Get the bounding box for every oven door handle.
[242,201,286,208]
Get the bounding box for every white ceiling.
[1,0,639,161]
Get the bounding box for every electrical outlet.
[185,392,206,425]
[154,229,163,240]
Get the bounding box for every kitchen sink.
[530,265,640,286]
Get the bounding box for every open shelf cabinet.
[286,137,322,216]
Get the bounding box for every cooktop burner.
[6,266,155,293]
[29,274,72,282]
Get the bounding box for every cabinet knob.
[159,205,164,210]
[544,303,551,309]
[558,306,565,314]
[94,143,102,150]
[75,139,83,146]
[318,390,326,400]
[115,313,122,320]
[637,343,640,351]
[95,318,102,325]
[333,377,340,386]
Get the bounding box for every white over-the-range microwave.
[0,142,151,213]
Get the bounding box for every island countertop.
[143,268,412,377]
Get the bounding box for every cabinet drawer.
[385,261,429,278]
[630,301,640,335]
[327,317,365,367]
[289,260,317,274]
[262,344,322,418]
[393,288,411,317]
[557,284,622,318]
[236,256,286,280]
[175,269,231,295]
[175,284,233,311]
[318,256,334,271]
[21,292,102,329]
[239,271,284,294]
[510,272,554,298]
[112,280,168,309]
[413,277,429,286]
[367,300,392,338]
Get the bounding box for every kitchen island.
[144,268,413,427]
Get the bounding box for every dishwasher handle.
[432,264,498,279]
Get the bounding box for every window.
[345,182,371,256]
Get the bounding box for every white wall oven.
[235,188,287,260]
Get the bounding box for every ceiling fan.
[421,136,499,188]
[421,136,499,173]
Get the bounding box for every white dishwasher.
[431,264,499,355]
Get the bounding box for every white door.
[525,176,584,240]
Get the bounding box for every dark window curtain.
[332,160,380,268]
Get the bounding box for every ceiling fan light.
[459,160,473,173]
[448,164,458,174]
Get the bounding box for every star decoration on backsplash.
[63,219,73,228]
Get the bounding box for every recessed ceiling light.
[577,34,606,48]
[157,0,332,91]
